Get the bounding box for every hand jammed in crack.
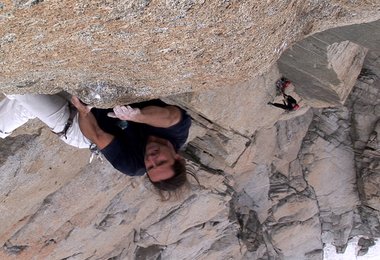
[107,105,141,121]
[71,96,93,114]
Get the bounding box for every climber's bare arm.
[108,105,181,128]
[71,96,114,149]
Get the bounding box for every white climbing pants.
[0,94,91,148]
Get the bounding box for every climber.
[0,93,192,196]
[276,77,292,94]
[267,93,300,111]
[268,77,300,111]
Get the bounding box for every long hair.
[149,158,189,200]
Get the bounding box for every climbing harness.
[56,103,77,139]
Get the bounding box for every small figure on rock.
[268,77,300,111]
[0,93,192,198]
[275,77,292,95]
[267,94,300,111]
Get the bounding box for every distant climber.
[268,93,300,111]
[0,93,192,197]
[268,77,300,111]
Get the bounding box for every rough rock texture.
[347,50,380,245]
[1,57,379,259]
[1,3,380,260]
[278,38,368,107]
[1,0,380,105]
[278,20,380,108]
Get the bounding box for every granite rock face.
[278,39,368,107]
[1,3,380,260]
[1,62,379,259]
[1,0,380,106]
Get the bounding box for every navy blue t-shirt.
[91,100,191,176]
